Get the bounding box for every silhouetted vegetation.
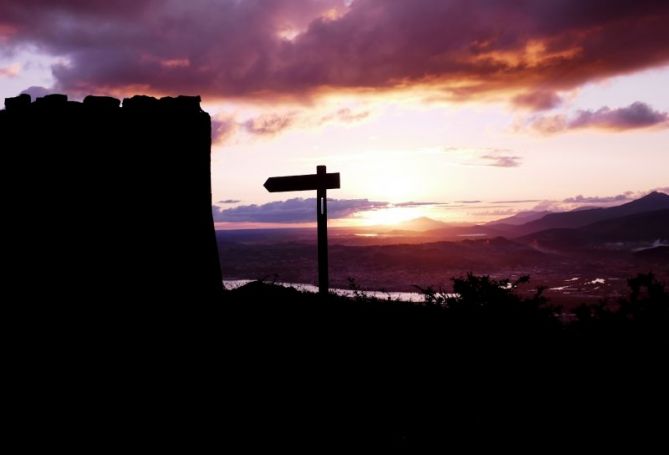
[571,272,669,347]
[221,272,667,447]
[225,271,668,343]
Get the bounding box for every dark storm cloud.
[213,197,388,223]
[2,1,669,99]
[529,102,669,133]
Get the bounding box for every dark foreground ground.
[16,274,668,450]
[219,275,667,448]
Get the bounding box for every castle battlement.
[1,93,223,302]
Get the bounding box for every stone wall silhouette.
[1,94,223,302]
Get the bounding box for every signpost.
[264,165,340,296]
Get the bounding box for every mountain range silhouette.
[512,191,669,234]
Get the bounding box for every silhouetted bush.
[572,272,668,348]
[221,273,667,448]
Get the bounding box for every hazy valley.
[218,192,669,304]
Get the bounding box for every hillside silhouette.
[486,209,553,226]
[512,191,669,234]
[635,245,669,263]
[520,209,669,250]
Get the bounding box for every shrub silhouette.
[572,272,668,348]
[414,273,559,340]
[623,272,668,323]
[221,273,667,447]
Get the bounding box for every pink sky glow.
[1,1,667,226]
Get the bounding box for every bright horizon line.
[213,188,668,230]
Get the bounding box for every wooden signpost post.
[264,165,340,297]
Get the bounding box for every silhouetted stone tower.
[1,93,223,303]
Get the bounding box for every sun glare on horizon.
[356,206,426,226]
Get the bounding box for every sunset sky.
[1,0,668,227]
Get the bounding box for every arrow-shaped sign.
[264,172,340,192]
[263,165,340,297]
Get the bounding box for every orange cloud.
[0,63,20,77]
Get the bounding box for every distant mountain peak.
[620,191,669,210]
[397,216,447,231]
[487,210,553,226]
[638,191,669,201]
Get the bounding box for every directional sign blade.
[264,172,340,193]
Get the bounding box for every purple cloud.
[243,113,297,136]
[211,116,238,143]
[480,155,522,168]
[20,86,52,98]
[393,201,447,207]
[563,192,634,204]
[213,197,388,223]
[512,90,562,111]
[530,102,669,134]
[569,102,669,130]
[491,199,542,204]
[319,108,370,124]
[1,1,668,99]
